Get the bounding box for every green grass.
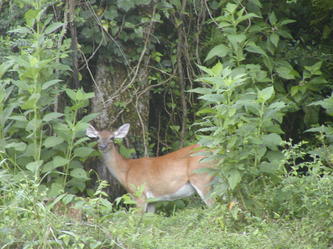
[1,201,331,249]
[1,171,332,249]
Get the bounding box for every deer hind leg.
[190,175,214,207]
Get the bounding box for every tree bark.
[177,0,188,147]
[68,0,79,89]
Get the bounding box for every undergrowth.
[1,168,332,249]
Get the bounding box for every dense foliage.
[0,0,333,248]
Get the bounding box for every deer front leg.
[146,203,156,213]
[135,197,156,213]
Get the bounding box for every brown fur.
[87,124,215,212]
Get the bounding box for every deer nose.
[98,144,108,151]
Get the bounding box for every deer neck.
[103,144,129,186]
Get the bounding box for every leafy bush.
[192,1,290,206]
[0,0,96,197]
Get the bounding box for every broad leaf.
[42,79,62,90]
[117,0,136,11]
[205,44,230,61]
[44,22,63,34]
[228,34,246,47]
[268,12,277,25]
[227,169,242,190]
[74,147,94,158]
[259,161,278,174]
[270,33,279,47]
[258,86,274,103]
[188,87,212,94]
[262,133,282,149]
[53,156,70,168]
[80,113,99,123]
[43,112,64,122]
[5,142,27,152]
[70,168,89,180]
[22,93,40,110]
[43,136,64,148]
[26,160,43,173]
[276,62,299,80]
[245,43,267,57]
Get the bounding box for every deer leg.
[190,175,214,207]
[146,203,156,213]
[135,198,148,213]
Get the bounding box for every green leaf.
[117,0,136,11]
[197,64,214,76]
[7,27,31,34]
[211,61,223,76]
[205,44,230,61]
[199,94,224,103]
[236,13,260,25]
[13,80,30,92]
[188,88,212,94]
[74,137,90,147]
[75,89,95,101]
[70,168,89,179]
[5,142,27,152]
[258,86,274,103]
[0,61,14,79]
[249,0,262,7]
[74,147,94,158]
[226,3,238,13]
[270,33,279,47]
[53,156,70,168]
[42,156,70,173]
[245,43,267,56]
[42,79,62,90]
[26,119,42,132]
[26,160,43,173]
[65,88,77,101]
[262,133,282,149]
[80,113,99,123]
[304,61,322,76]
[268,12,277,25]
[24,9,40,27]
[43,136,64,148]
[306,126,330,133]
[48,182,64,198]
[9,115,27,121]
[280,19,296,26]
[227,170,242,190]
[276,63,299,80]
[259,161,278,174]
[22,93,40,110]
[44,22,63,34]
[43,112,64,122]
[227,34,246,47]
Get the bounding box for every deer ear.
[114,123,130,138]
[86,124,99,138]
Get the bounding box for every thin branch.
[78,49,106,109]
[135,77,175,156]
[204,0,220,28]
[84,0,131,69]
[105,5,157,105]
[78,35,104,71]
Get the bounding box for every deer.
[86,123,215,213]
